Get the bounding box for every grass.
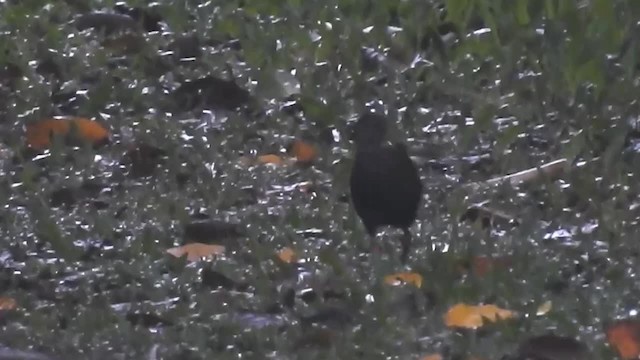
[0,1,639,359]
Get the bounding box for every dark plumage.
[349,112,422,262]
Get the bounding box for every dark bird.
[350,111,422,262]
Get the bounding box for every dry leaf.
[0,297,17,310]
[257,154,284,165]
[166,243,225,262]
[277,247,296,263]
[26,117,109,150]
[606,319,640,359]
[237,154,287,167]
[384,272,423,288]
[444,303,516,329]
[289,139,317,164]
[421,354,443,360]
[536,300,552,316]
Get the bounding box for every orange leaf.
[444,303,516,329]
[0,297,17,310]
[289,139,317,163]
[166,243,225,262]
[257,154,284,165]
[606,319,640,359]
[384,272,423,288]
[421,354,443,360]
[26,117,109,150]
[277,247,297,263]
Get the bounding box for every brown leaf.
[288,139,317,164]
[606,319,640,359]
[257,154,285,165]
[166,243,225,262]
[384,272,423,288]
[421,355,443,360]
[444,303,516,329]
[0,297,17,310]
[277,247,296,263]
[26,117,109,150]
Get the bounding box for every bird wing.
[386,143,423,211]
[350,143,422,228]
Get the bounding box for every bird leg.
[400,229,412,263]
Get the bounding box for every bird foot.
[399,229,412,264]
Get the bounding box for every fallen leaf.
[0,297,17,310]
[166,243,225,262]
[26,117,109,150]
[288,139,317,164]
[238,154,294,167]
[384,272,423,288]
[421,354,443,360]
[277,247,296,263]
[606,319,640,359]
[257,154,284,165]
[536,300,552,316]
[444,303,516,329]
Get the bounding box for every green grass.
[0,0,639,359]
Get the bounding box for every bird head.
[351,111,388,148]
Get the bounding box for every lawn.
[0,1,639,359]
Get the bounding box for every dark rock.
[511,334,592,360]
[123,143,167,178]
[171,76,251,112]
[74,13,139,34]
[183,220,245,244]
[113,2,163,32]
